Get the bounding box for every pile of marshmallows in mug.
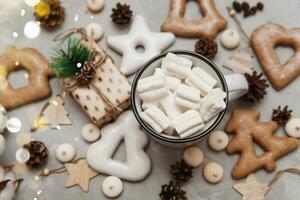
[137,53,226,138]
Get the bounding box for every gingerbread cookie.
[161,0,227,38]
[251,23,300,90]
[226,108,299,179]
[0,46,53,110]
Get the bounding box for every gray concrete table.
[0,0,300,199]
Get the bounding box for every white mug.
[131,50,248,148]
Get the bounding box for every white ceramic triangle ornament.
[87,111,151,181]
[107,15,175,75]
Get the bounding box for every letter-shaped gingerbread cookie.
[161,0,227,38]
[226,108,299,179]
[251,23,300,90]
[0,46,53,110]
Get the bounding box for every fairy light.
[25,0,40,7]
[20,9,26,16]
[24,21,40,39]
[12,32,19,38]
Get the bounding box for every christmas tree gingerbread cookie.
[87,111,151,181]
[226,108,299,179]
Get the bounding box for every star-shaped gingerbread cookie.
[107,15,175,75]
[65,158,98,192]
[233,174,270,200]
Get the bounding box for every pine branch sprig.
[50,38,90,78]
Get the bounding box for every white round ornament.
[87,0,104,13]
[6,118,22,133]
[86,23,104,41]
[208,130,229,151]
[55,143,76,163]
[81,123,101,143]
[15,148,30,163]
[183,147,204,167]
[285,118,300,138]
[221,29,240,49]
[102,176,123,198]
[203,162,224,184]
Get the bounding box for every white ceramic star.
[107,15,175,75]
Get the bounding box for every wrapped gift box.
[66,41,131,127]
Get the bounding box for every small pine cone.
[170,160,193,185]
[242,71,269,102]
[272,105,293,125]
[160,180,188,200]
[34,0,65,28]
[23,141,48,167]
[74,62,96,87]
[195,36,218,59]
[111,3,133,25]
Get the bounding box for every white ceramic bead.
[285,118,300,138]
[208,130,229,151]
[102,176,123,198]
[87,0,104,13]
[6,118,22,133]
[221,29,240,49]
[183,147,204,167]
[86,23,104,41]
[15,148,30,163]
[203,162,224,184]
[55,143,76,163]
[81,123,101,143]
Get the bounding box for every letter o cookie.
[0,46,53,110]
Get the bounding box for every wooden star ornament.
[233,174,270,200]
[65,158,98,192]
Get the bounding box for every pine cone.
[170,160,193,185]
[195,36,218,59]
[272,105,292,125]
[74,62,96,87]
[160,180,187,200]
[111,3,133,25]
[242,71,269,102]
[23,141,48,167]
[34,0,65,28]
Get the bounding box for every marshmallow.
[186,67,217,96]
[154,68,181,91]
[174,84,201,109]
[142,100,160,110]
[161,53,192,79]
[140,106,171,133]
[160,92,183,120]
[137,74,169,102]
[172,110,204,138]
[199,89,226,121]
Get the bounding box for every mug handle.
[224,74,249,101]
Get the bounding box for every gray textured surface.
[0,0,300,199]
